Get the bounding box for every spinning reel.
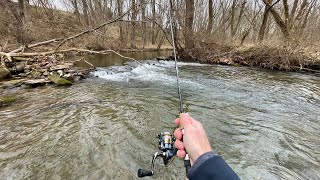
[138,132,177,178]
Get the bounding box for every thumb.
[179,113,192,128]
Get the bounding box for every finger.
[174,118,180,125]
[174,139,185,150]
[179,113,192,127]
[174,128,182,140]
[177,150,186,158]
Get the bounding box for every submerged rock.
[57,70,64,76]
[24,79,50,87]
[15,63,26,73]
[48,74,72,86]
[73,75,82,82]
[0,95,16,108]
[0,78,26,89]
[0,67,10,80]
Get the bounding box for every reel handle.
[138,169,153,178]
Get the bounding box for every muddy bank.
[179,43,320,73]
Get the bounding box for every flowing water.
[1,51,320,180]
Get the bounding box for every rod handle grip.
[184,159,191,175]
[138,169,153,178]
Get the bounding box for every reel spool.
[138,132,177,178]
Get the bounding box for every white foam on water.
[157,60,211,67]
[92,60,207,88]
[93,61,172,83]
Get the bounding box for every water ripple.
[0,62,319,179]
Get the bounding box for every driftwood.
[0,52,12,62]
[1,48,135,61]
[10,38,64,53]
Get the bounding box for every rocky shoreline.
[0,54,94,89]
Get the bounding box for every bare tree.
[141,0,146,48]
[207,0,213,33]
[131,0,137,48]
[0,0,26,44]
[185,0,195,49]
[117,0,124,42]
[151,0,156,45]
[82,0,90,26]
[262,0,289,40]
[258,0,272,42]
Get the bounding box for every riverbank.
[0,48,172,109]
[0,48,172,89]
[180,43,320,73]
[1,44,319,91]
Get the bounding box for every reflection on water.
[0,56,320,180]
[77,50,172,67]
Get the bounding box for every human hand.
[174,113,212,164]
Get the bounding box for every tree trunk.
[289,0,299,30]
[207,0,213,33]
[1,0,27,44]
[233,0,246,38]
[283,0,289,27]
[230,0,237,38]
[258,0,272,42]
[262,0,289,40]
[117,0,123,43]
[299,0,316,36]
[151,0,156,45]
[185,0,195,49]
[141,0,146,48]
[130,0,137,48]
[88,0,95,23]
[73,0,81,22]
[82,0,90,26]
[17,0,26,44]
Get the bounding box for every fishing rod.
[137,0,191,178]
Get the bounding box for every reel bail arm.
[138,132,177,178]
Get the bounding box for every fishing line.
[168,0,191,175]
[168,0,183,114]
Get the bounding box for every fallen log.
[10,38,64,53]
[0,52,12,62]
[1,48,135,61]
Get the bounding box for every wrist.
[192,148,212,162]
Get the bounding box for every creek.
[0,51,319,179]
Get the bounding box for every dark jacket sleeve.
[188,151,240,180]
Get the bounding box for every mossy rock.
[30,70,41,78]
[0,67,10,80]
[0,95,16,108]
[48,74,72,86]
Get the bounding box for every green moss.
[0,96,17,108]
[48,74,72,86]
[56,78,72,86]
[30,70,41,78]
